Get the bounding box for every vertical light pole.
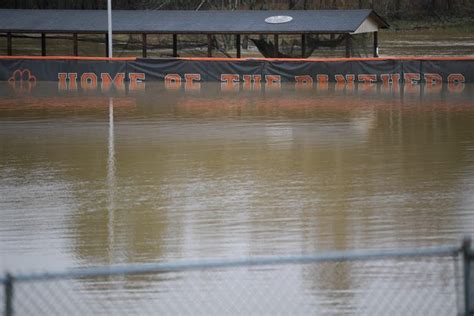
[107,0,113,57]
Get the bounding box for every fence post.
[5,273,14,316]
[463,237,472,316]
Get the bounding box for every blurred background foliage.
[2,0,474,20]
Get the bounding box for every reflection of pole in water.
[107,98,116,263]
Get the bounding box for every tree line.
[2,0,473,18]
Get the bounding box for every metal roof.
[0,9,389,34]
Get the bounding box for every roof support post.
[301,34,306,58]
[345,33,352,58]
[142,33,147,58]
[463,237,472,316]
[236,34,241,58]
[105,33,109,57]
[172,34,178,57]
[73,33,78,56]
[41,33,46,56]
[7,32,12,56]
[5,273,14,316]
[207,34,212,57]
[273,34,279,58]
[373,31,378,58]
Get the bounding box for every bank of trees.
[2,0,474,18]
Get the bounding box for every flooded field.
[1,82,474,313]
[379,28,474,57]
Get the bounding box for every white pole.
[107,0,113,57]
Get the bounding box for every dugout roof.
[0,9,389,34]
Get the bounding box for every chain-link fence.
[2,239,473,315]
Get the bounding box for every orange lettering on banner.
[391,74,401,84]
[358,74,377,84]
[424,73,443,93]
[380,74,391,94]
[81,73,97,90]
[253,75,262,90]
[335,74,346,84]
[404,73,421,84]
[316,74,329,91]
[317,74,329,82]
[242,75,253,90]
[58,73,68,90]
[221,74,239,84]
[101,73,125,91]
[164,74,181,90]
[403,73,421,94]
[295,75,313,90]
[380,74,400,94]
[221,74,240,92]
[424,73,443,85]
[129,73,146,91]
[381,74,400,85]
[346,74,355,84]
[380,74,390,86]
[447,73,465,83]
[358,74,377,92]
[185,73,201,91]
[335,75,345,91]
[335,74,354,91]
[447,74,465,93]
[334,74,355,83]
[68,73,78,90]
[391,74,401,94]
[238,75,263,90]
[265,75,281,90]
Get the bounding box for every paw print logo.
[8,69,37,93]
[8,69,37,83]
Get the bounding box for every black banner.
[1,58,473,89]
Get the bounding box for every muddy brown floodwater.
[1,82,473,314]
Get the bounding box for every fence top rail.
[2,244,461,283]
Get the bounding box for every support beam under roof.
[207,34,212,57]
[301,34,306,58]
[345,34,352,58]
[173,34,178,57]
[373,31,378,57]
[274,34,279,58]
[73,33,78,56]
[142,33,147,58]
[7,32,12,56]
[236,34,241,58]
[41,33,46,56]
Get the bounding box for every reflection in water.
[107,98,116,264]
[0,82,473,313]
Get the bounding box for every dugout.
[0,9,389,58]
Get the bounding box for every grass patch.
[387,16,474,32]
